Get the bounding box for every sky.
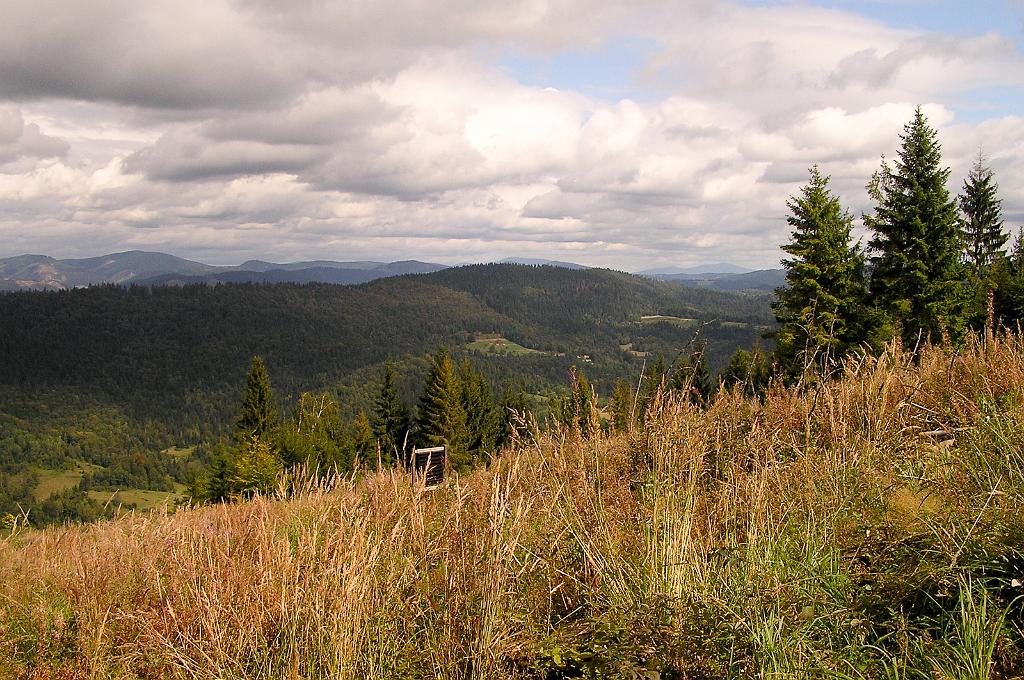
[0,0,1022,271]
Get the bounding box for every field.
[31,463,104,499]
[639,314,697,326]
[3,335,1024,677]
[465,334,545,356]
[85,487,184,513]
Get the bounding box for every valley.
[0,263,774,525]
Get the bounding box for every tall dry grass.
[3,335,1024,678]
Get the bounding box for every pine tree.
[556,366,596,437]
[960,152,1006,276]
[670,344,714,404]
[372,360,410,466]
[458,360,499,458]
[609,379,633,433]
[774,166,870,375]
[495,386,531,450]
[350,412,377,467]
[415,348,469,468]
[721,345,772,398]
[236,356,277,441]
[866,108,964,344]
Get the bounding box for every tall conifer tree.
[372,360,410,465]
[866,108,964,344]
[774,166,869,374]
[458,359,499,457]
[236,355,277,441]
[959,152,1006,276]
[415,348,469,466]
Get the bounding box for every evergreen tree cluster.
[772,107,1020,378]
[201,351,533,501]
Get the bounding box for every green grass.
[4,335,1024,677]
[162,446,194,459]
[466,335,544,355]
[639,314,697,326]
[30,464,102,499]
[86,488,181,512]
[619,343,650,357]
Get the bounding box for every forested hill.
[0,264,772,434]
[424,264,771,337]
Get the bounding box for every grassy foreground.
[3,337,1024,678]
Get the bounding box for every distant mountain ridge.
[136,261,447,287]
[638,262,752,276]
[0,250,780,292]
[0,251,447,290]
[498,257,589,269]
[648,268,785,292]
[0,251,219,289]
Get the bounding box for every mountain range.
[0,250,780,293]
[0,251,446,290]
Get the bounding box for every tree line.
[771,107,1019,378]
[197,352,535,500]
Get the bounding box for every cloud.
[123,128,328,182]
[0,0,1022,270]
[0,108,69,167]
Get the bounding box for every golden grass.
[3,335,1024,678]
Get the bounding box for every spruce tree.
[774,166,870,375]
[959,152,1006,276]
[609,379,633,433]
[415,348,469,467]
[1011,228,1024,274]
[236,356,277,441]
[557,366,596,437]
[636,354,667,419]
[721,346,773,398]
[372,360,410,466]
[495,386,531,449]
[670,344,714,404]
[866,108,964,344]
[458,360,499,457]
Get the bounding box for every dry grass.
[3,335,1024,678]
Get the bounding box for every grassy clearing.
[466,335,544,355]
[162,446,194,459]
[619,342,650,357]
[85,488,181,513]
[3,335,1024,677]
[639,314,697,326]
[31,469,83,499]
[30,463,103,499]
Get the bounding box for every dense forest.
[772,108,1023,379]
[0,264,772,524]
[5,107,1020,529]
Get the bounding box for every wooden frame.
[411,446,446,489]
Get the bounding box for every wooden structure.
[411,445,446,489]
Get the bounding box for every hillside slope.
[3,336,1022,677]
[0,264,773,427]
